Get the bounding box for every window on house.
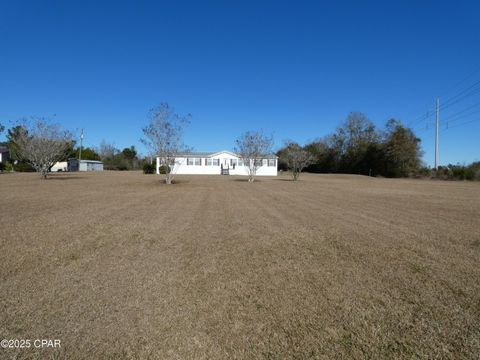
[187,157,201,166]
[206,158,220,166]
[238,159,244,166]
[230,159,238,166]
[254,159,263,167]
[268,159,276,167]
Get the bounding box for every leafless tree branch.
[11,118,73,179]
[235,131,273,182]
[141,103,191,184]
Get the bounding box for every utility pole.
[435,98,439,170]
[79,129,84,161]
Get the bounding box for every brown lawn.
[0,171,479,359]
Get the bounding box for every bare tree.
[141,103,191,184]
[279,141,315,181]
[235,131,273,182]
[97,140,119,161]
[11,118,73,179]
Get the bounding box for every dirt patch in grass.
[1,171,479,359]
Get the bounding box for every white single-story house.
[68,159,104,172]
[156,150,278,176]
[50,161,68,172]
[0,146,9,163]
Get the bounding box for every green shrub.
[104,164,129,171]
[452,166,467,180]
[413,167,432,178]
[475,170,480,181]
[4,162,13,172]
[143,163,155,174]
[465,168,475,181]
[159,165,170,174]
[432,164,479,181]
[14,162,35,172]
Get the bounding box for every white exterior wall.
[156,151,278,176]
[0,153,2,163]
[51,161,68,172]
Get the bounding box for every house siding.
[156,151,278,176]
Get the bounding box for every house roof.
[0,146,9,153]
[159,150,278,159]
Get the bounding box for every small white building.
[50,161,68,172]
[156,150,278,176]
[68,159,104,172]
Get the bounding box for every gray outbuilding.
[0,146,10,164]
[67,159,104,172]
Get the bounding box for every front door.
[224,158,229,168]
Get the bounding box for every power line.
[440,117,480,132]
[409,67,480,128]
[442,100,480,120]
[438,66,480,100]
[409,109,436,128]
[408,68,480,167]
[446,108,480,126]
[439,80,480,111]
[410,111,436,131]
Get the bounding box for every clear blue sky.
[1,0,479,166]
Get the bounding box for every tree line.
[278,112,423,178]
[0,120,146,176]
[1,108,478,182]
[0,105,275,183]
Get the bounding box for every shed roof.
[68,158,103,164]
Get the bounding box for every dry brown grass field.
[0,171,479,359]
